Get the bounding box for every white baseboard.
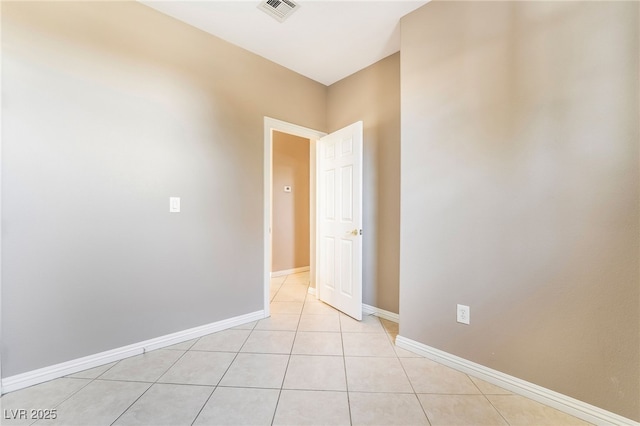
[1,310,265,395]
[362,303,399,323]
[271,266,310,278]
[307,287,316,296]
[395,335,638,426]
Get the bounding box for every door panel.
[341,166,353,221]
[318,121,363,320]
[340,239,353,296]
[324,236,335,289]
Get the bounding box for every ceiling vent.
[257,0,300,23]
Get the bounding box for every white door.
[317,121,363,320]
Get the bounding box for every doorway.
[264,118,364,320]
[271,131,311,279]
[263,118,326,317]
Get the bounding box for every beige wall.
[399,1,639,420]
[272,131,310,272]
[1,1,325,377]
[327,53,401,313]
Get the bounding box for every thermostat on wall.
[284,186,292,193]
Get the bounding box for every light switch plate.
[169,197,180,213]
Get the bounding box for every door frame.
[263,117,326,317]
[0,20,4,392]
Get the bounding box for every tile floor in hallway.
[1,271,591,426]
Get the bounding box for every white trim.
[1,310,264,394]
[270,266,310,278]
[309,139,316,290]
[313,138,321,300]
[263,117,326,320]
[307,286,316,296]
[395,335,639,426]
[362,304,399,323]
[0,9,4,391]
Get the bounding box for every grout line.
[477,386,512,426]
[94,359,120,379]
[26,379,92,426]
[396,350,433,426]
[378,312,431,425]
[114,317,252,426]
[270,273,307,426]
[108,383,154,426]
[186,348,252,354]
[109,347,194,425]
[37,358,124,426]
[182,337,201,351]
[338,306,354,425]
[190,324,255,426]
[94,378,160,385]
[188,386,217,426]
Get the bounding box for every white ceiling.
[139,1,429,86]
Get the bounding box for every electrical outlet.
[457,304,470,325]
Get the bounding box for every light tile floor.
[0,271,592,426]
